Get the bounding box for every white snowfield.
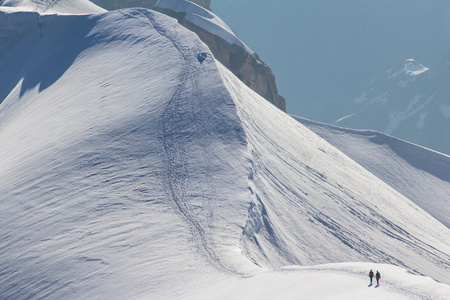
[0,1,449,299]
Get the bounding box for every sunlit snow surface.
[0,2,450,299]
[295,117,450,229]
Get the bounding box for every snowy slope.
[192,263,450,300]
[0,7,258,298]
[0,10,248,298]
[221,62,450,282]
[296,116,450,229]
[1,3,450,299]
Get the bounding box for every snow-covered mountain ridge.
[87,0,287,111]
[154,0,286,112]
[296,116,450,228]
[1,1,449,298]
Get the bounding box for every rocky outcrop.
[154,6,286,112]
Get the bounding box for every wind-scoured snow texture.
[295,117,450,229]
[155,0,252,53]
[0,7,255,299]
[220,62,450,283]
[0,0,106,14]
[1,4,450,299]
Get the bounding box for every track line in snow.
[119,9,241,276]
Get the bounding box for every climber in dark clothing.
[376,271,381,285]
[369,269,374,285]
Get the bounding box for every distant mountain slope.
[337,57,450,155]
[0,3,449,299]
[296,116,450,229]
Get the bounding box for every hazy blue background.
[211,0,450,121]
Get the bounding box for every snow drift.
[1,1,449,299]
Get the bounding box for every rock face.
[90,0,211,11]
[154,6,286,112]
